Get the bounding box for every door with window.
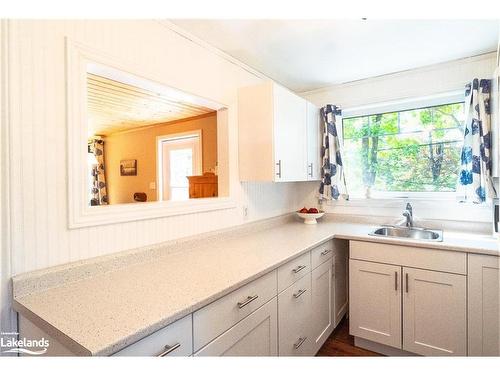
[158,133,201,201]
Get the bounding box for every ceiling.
[87,73,215,136]
[171,19,499,92]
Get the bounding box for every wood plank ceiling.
[87,73,215,136]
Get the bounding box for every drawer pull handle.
[157,342,181,357]
[293,289,307,299]
[395,271,398,291]
[320,249,331,256]
[237,295,259,309]
[292,265,306,274]
[405,273,409,293]
[293,337,307,350]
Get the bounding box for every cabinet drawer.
[113,315,192,356]
[278,252,311,292]
[193,270,277,352]
[278,273,312,356]
[311,241,333,270]
[194,298,278,356]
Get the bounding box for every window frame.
[340,91,466,200]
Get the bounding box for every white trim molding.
[66,38,235,229]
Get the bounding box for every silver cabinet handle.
[292,265,306,274]
[308,163,313,177]
[395,271,398,291]
[293,337,307,350]
[405,273,409,293]
[320,249,331,256]
[293,289,307,299]
[237,295,258,309]
[157,342,181,357]
[276,160,282,178]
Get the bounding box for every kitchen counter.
[12,214,499,356]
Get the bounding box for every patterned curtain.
[319,105,349,200]
[457,79,497,203]
[89,139,108,206]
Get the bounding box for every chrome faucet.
[402,203,413,228]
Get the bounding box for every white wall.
[302,53,497,222]
[303,52,497,108]
[0,20,317,334]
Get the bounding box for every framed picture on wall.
[120,159,137,176]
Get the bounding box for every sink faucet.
[402,203,413,228]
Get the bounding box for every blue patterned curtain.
[457,79,496,203]
[319,105,349,200]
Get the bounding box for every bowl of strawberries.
[296,207,325,225]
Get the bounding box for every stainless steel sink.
[369,226,443,242]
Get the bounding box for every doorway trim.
[156,130,202,201]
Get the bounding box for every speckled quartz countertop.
[12,214,499,356]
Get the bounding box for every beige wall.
[104,113,217,204]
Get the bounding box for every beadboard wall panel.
[1,19,319,334]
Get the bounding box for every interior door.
[403,267,467,356]
[160,136,201,201]
[349,259,402,349]
[273,84,307,182]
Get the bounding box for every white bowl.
[296,211,325,225]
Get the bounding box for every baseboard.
[354,337,417,356]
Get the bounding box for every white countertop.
[12,215,499,356]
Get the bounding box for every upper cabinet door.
[349,259,402,349]
[273,84,307,182]
[403,267,467,356]
[306,102,321,181]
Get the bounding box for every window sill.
[323,196,491,223]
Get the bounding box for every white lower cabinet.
[468,254,500,356]
[403,267,467,356]
[349,259,402,349]
[350,253,468,356]
[333,240,349,326]
[310,259,334,353]
[194,298,278,356]
[278,274,312,356]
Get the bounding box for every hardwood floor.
[316,317,382,356]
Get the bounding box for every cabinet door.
[306,101,321,181]
[349,259,402,349]
[195,298,278,356]
[278,274,312,356]
[333,242,349,327]
[273,84,307,182]
[403,267,466,356]
[468,254,499,356]
[311,259,333,353]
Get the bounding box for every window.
[342,102,465,198]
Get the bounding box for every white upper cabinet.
[238,81,319,182]
[306,102,321,180]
